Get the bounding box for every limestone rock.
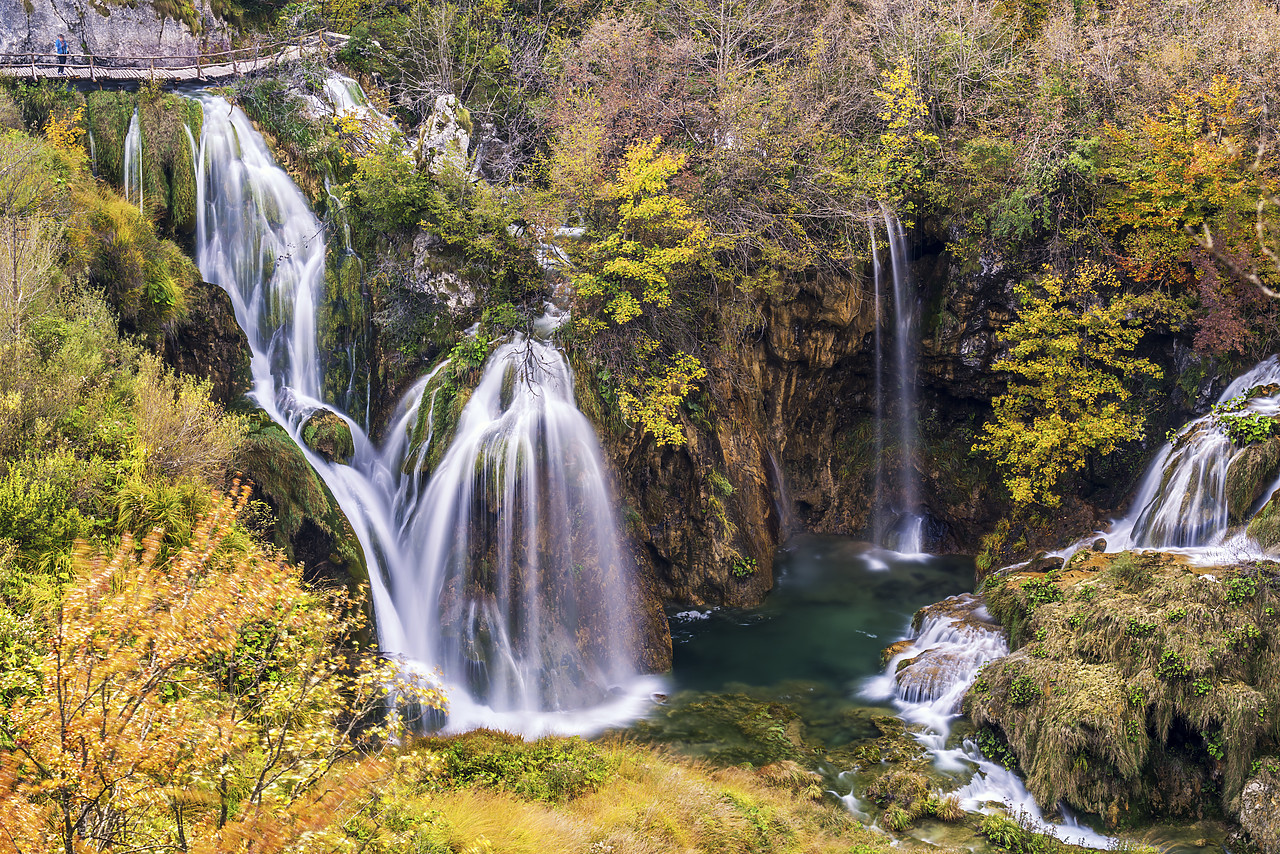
[411,229,476,314]
[0,0,229,65]
[1240,768,1280,854]
[1025,552,1065,574]
[416,93,471,176]
[881,638,913,667]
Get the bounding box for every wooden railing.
[0,30,339,80]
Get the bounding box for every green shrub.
[1008,674,1042,706]
[1212,396,1276,445]
[430,730,613,802]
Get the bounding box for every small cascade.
[869,208,924,553]
[864,594,1007,741]
[862,596,1112,847]
[1108,356,1280,551]
[87,130,98,177]
[195,94,324,402]
[321,71,396,145]
[123,109,143,211]
[324,176,353,253]
[191,92,654,734]
[766,450,796,537]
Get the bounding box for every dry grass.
[339,734,896,854]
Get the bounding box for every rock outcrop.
[1240,767,1280,854]
[0,0,228,63]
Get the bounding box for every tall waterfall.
[191,94,653,733]
[123,109,143,211]
[1107,357,1280,551]
[869,209,923,553]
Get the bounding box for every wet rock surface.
[163,278,250,406]
[0,0,228,60]
[1239,767,1280,854]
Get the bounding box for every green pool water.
[668,534,975,695]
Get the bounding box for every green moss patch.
[969,552,1280,823]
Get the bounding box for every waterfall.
[869,209,924,553]
[861,596,1112,847]
[123,109,143,211]
[870,220,886,542]
[1107,356,1280,551]
[191,94,655,733]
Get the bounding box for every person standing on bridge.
[55,35,68,74]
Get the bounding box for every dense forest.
[0,0,1279,849]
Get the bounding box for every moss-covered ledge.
[967,551,1280,839]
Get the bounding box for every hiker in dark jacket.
[55,35,68,74]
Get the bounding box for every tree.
[572,137,709,335]
[0,488,442,854]
[1102,76,1279,353]
[569,138,711,446]
[977,264,1168,508]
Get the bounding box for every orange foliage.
[0,487,439,853]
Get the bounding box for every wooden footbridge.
[0,30,341,82]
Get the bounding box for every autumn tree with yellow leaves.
[977,264,1174,509]
[0,488,443,854]
[571,137,712,446]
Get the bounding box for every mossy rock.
[236,414,368,593]
[1240,764,1280,854]
[301,409,355,465]
[1249,492,1280,550]
[968,554,1280,824]
[85,90,203,235]
[1225,437,1280,524]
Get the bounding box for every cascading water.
[386,333,640,715]
[861,597,1112,847]
[191,93,655,733]
[123,109,143,211]
[869,209,924,553]
[869,220,886,542]
[1107,356,1280,552]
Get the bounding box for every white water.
[860,595,1114,848]
[870,220,886,541]
[869,209,925,554]
[123,109,143,212]
[192,94,657,734]
[1105,356,1280,554]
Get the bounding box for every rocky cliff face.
[590,242,1023,610]
[0,0,227,63]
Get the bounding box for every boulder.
[1225,437,1280,524]
[415,93,472,175]
[1240,767,1280,854]
[301,409,355,465]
